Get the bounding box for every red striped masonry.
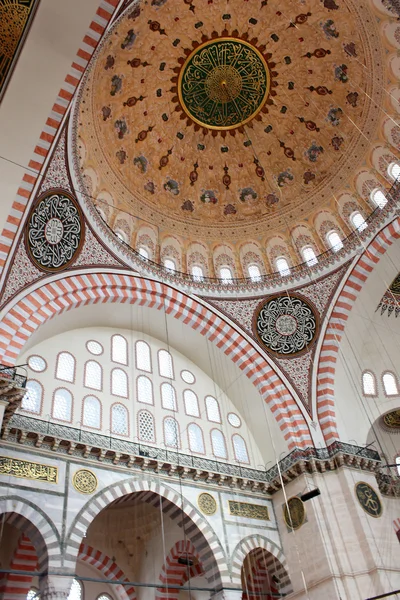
[242,548,280,600]
[316,218,400,445]
[156,540,203,600]
[0,0,119,276]
[0,534,37,599]
[0,273,312,449]
[79,543,136,600]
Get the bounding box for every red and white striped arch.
[79,543,136,600]
[317,217,400,444]
[242,548,280,600]
[0,534,37,600]
[156,540,204,600]
[0,271,312,449]
[0,0,119,277]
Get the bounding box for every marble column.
[39,575,73,599]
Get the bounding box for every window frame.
[110,367,129,398]
[135,340,152,373]
[187,422,205,455]
[110,402,129,437]
[326,230,343,252]
[275,256,290,276]
[362,370,377,397]
[163,258,176,271]
[21,379,43,415]
[205,395,222,423]
[183,388,200,418]
[163,416,181,449]
[350,211,367,233]
[138,246,149,259]
[370,188,387,209]
[137,409,156,443]
[191,264,204,280]
[51,387,73,423]
[55,351,76,383]
[387,161,400,182]
[86,340,104,356]
[232,433,250,464]
[158,349,175,379]
[210,428,228,460]
[382,371,399,397]
[136,374,154,405]
[27,354,47,373]
[111,334,128,366]
[82,394,102,430]
[247,263,262,282]
[301,246,318,267]
[84,359,103,392]
[161,381,178,412]
[219,265,233,283]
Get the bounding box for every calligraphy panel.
[0,455,58,483]
[0,0,40,102]
[228,500,269,521]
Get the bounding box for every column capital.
[39,575,73,600]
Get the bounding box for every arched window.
[136,340,151,372]
[219,266,233,283]
[275,257,290,276]
[211,429,227,459]
[138,246,149,259]
[158,349,174,379]
[370,188,387,209]
[111,403,129,435]
[52,388,72,422]
[302,246,318,266]
[184,389,199,417]
[191,265,204,281]
[56,352,75,383]
[161,382,177,411]
[205,395,221,423]
[22,380,42,413]
[137,375,153,405]
[83,395,101,429]
[84,360,102,391]
[112,334,128,365]
[164,417,180,448]
[351,212,367,232]
[188,423,205,454]
[388,162,400,182]
[97,595,113,600]
[248,264,261,282]
[164,258,176,271]
[28,355,47,372]
[27,590,39,600]
[232,434,249,463]
[111,368,128,397]
[68,579,83,600]
[362,371,376,396]
[138,410,155,442]
[383,372,399,396]
[115,230,127,243]
[327,230,343,252]
[396,456,400,476]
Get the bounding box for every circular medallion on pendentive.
[283,496,306,530]
[178,38,270,130]
[198,492,217,515]
[72,469,98,495]
[26,190,84,272]
[254,294,318,357]
[355,482,382,518]
[382,409,400,431]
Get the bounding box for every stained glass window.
[184,390,199,417]
[188,423,205,453]
[56,352,75,382]
[52,388,72,422]
[383,372,398,396]
[158,349,174,379]
[28,356,46,372]
[137,375,153,405]
[211,429,227,459]
[22,381,42,413]
[112,335,128,365]
[111,368,128,398]
[138,410,155,442]
[205,396,221,423]
[83,396,101,429]
[111,404,128,435]
[327,231,343,252]
[276,257,290,276]
[84,361,102,391]
[232,434,249,463]
[164,417,180,448]
[362,371,376,396]
[161,383,177,411]
[136,340,151,372]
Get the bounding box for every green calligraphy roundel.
[178,38,270,130]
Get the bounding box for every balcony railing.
[0,365,27,389]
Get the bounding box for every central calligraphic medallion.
[178,38,270,130]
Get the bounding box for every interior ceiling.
[75,0,380,244]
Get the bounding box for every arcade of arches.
[0,0,399,599]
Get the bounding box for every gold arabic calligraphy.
[0,456,58,483]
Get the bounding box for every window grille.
[138,410,155,442]
[22,381,42,413]
[164,417,180,448]
[83,395,101,428]
[370,189,387,209]
[205,395,221,423]
[248,264,261,282]
[219,266,233,283]
[161,382,177,411]
[111,368,128,397]
[84,361,102,391]
[28,356,46,372]
[158,349,174,379]
[275,257,290,276]
[211,429,227,459]
[362,371,376,396]
[53,388,72,422]
[136,340,151,372]
[351,212,367,232]
[112,334,128,365]
[111,404,128,435]
[327,231,343,252]
[232,434,249,463]
[137,375,153,405]
[188,423,205,453]
[56,352,75,382]
[184,390,199,417]
[383,372,398,396]
[302,246,318,266]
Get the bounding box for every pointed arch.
[0,273,311,450]
[78,544,136,600]
[0,534,37,599]
[156,540,205,600]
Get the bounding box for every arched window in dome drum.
[248,264,261,282]
[184,389,199,417]
[232,434,249,463]
[22,381,42,414]
[56,352,75,383]
[97,595,113,600]
[219,266,233,283]
[158,349,174,379]
[211,429,227,459]
[115,230,127,243]
[327,231,343,252]
[396,456,400,477]
[137,375,153,405]
[191,265,204,280]
[205,395,221,423]
[112,334,128,365]
[26,590,39,600]
[351,212,367,232]
[52,388,72,422]
[138,410,155,442]
[164,416,180,448]
[111,403,129,435]
[161,382,177,411]
[138,246,149,259]
[188,423,205,454]
[302,246,318,266]
[164,258,176,271]
[275,257,290,276]
[382,372,399,396]
[84,360,102,391]
[83,395,101,429]
[388,162,400,182]
[136,340,152,372]
[68,579,83,600]
[111,368,128,398]
[362,371,376,396]
[370,188,387,209]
